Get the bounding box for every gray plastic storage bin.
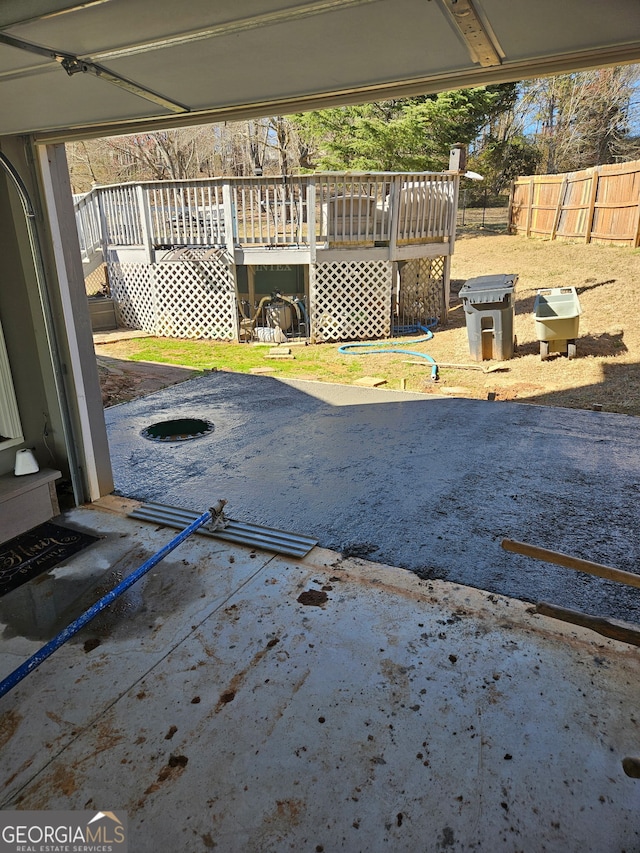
[459,274,518,361]
[533,287,582,359]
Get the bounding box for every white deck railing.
[74,172,458,258]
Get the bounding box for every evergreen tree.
[291,84,518,172]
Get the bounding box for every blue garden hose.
[338,320,439,381]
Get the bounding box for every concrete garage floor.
[1,502,639,852]
[106,372,640,623]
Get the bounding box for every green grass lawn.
[96,335,442,393]
[111,337,367,380]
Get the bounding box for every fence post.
[307,176,316,263]
[136,184,154,264]
[550,175,567,241]
[222,179,236,256]
[388,175,401,259]
[525,177,534,238]
[634,191,640,249]
[96,188,108,263]
[443,174,460,326]
[308,262,317,342]
[507,181,515,233]
[584,167,599,244]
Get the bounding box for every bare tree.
[66,138,118,192]
[66,113,328,192]
[67,125,219,190]
[522,65,640,173]
[105,126,215,181]
[244,119,270,175]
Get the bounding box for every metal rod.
[0,509,212,701]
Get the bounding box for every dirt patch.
[96,354,199,407]
[143,754,189,796]
[0,709,22,750]
[297,589,329,606]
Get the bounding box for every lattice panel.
[84,263,109,296]
[396,257,446,327]
[107,258,238,340]
[311,261,392,342]
[108,263,155,332]
[153,259,237,340]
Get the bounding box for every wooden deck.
[75,173,459,343]
[75,172,459,268]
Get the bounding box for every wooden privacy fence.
[509,160,640,247]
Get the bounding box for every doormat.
[0,521,99,598]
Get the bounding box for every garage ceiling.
[0,0,639,141]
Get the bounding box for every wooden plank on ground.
[535,602,640,647]
[354,376,387,387]
[501,538,640,589]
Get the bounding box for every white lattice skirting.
[108,258,238,340]
[397,257,446,327]
[310,261,393,342]
[107,257,445,343]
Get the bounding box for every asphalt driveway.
[105,372,640,622]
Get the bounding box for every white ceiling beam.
[437,0,503,67]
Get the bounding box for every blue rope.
[338,321,439,381]
[0,509,213,701]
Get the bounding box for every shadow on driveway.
[105,371,640,623]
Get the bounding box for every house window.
[0,317,23,449]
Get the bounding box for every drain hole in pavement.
[141,418,214,442]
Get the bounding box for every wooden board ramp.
[501,538,640,589]
[501,538,640,646]
[535,602,640,647]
